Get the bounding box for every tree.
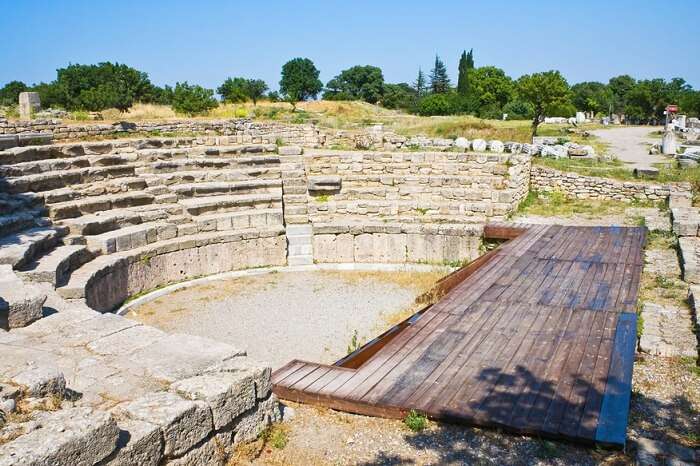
[417,93,456,116]
[0,81,29,106]
[457,49,474,96]
[279,58,322,107]
[413,68,427,98]
[171,82,218,116]
[218,77,248,103]
[49,62,156,111]
[429,55,450,94]
[571,81,613,115]
[608,74,636,115]
[323,65,384,104]
[516,70,571,136]
[469,66,514,117]
[381,83,417,110]
[244,79,268,105]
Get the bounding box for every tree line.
[1,55,698,132]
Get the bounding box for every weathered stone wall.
[0,118,324,146]
[530,165,690,201]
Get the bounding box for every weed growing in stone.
[403,410,427,432]
[347,330,360,354]
[261,424,289,449]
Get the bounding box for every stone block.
[308,175,341,192]
[232,395,280,444]
[171,371,256,429]
[18,92,41,120]
[0,265,46,330]
[102,419,162,466]
[115,392,213,457]
[277,145,303,156]
[0,407,119,466]
[12,365,66,398]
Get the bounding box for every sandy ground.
[126,269,445,369]
[590,126,664,169]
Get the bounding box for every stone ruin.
[17,93,40,121]
[0,127,535,464]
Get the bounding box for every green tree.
[171,82,218,116]
[571,81,613,115]
[50,62,156,111]
[381,83,417,110]
[0,81,29,106]
[516,70,571,136]
[417,93,456,116]
[608,74,636,115]
[323,65,384,104]
[413,68,427,98]
[457,49,474,96]
[502,99,535,120]
[429,55,451,94]
[469,66,514,117]
[218,77,249,103]
[279,58,323,108]
[244,79,268,105]
[680,90,700,117]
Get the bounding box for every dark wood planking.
[272,224,646,447]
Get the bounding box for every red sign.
[666,105,679,113]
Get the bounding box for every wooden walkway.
[272,223,646,447]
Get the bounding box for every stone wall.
[530,165,690,201]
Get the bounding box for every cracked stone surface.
[639,303,698,357]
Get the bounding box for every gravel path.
[126,269,443,369]
[590,126,664,169]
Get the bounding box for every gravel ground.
[590,127,664,170]
[126,269,444,369]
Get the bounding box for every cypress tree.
[430,55,450,94]
[457,51,469,95]
[466,48,474,70]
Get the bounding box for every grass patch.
[260,424,289,450]
[646,230,677,250]
[346,329,361,354]
[314,194,331,203]
[532,156,638,181]
[679,356,700,378]
[403,410,428,432]
[515,189,648,218]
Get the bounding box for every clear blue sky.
[2,0,698,91]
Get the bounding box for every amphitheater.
[0,119,693,465]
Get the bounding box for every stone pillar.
[662,130,677,155]
[19,92,41,120]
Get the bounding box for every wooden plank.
[595,312,637,446]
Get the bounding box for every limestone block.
[0,265,46,330]
[308,175,341,192]
[103,419,163,466]
[165,432,231,466]
[0,407,119,466]
[12,365,66,398]
[277,145,303,155]
[115,392,213,457]
[18,92,41,120]
[206,357,272,400]
[353,233,375,262]
[171,371,256,429]
[488,140,505,153]
[454,137,470,149]
[232,395,280,444]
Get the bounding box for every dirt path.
[590,126,664,169]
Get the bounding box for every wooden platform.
[272,223,646,447]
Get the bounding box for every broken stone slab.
[308,175,341,192]
[0,265,46,330]
[12,365,66,398]
[115,391,213,458]
[0,407,119,466]
[277,145,303,156]
[171,371,256,430]
[100,419,163,466]
[232,395,280,444]
[205,358,272,400]
[634,167,660,178]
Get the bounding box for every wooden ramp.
[273,224,646,447]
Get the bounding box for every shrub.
[404,410,428,432]
[171,82,218,116]
[417,93,455,116]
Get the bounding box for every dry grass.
[100,103,178,120]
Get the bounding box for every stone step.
[0,226,68,269]
[193,209,283,232]
[170,180,282,198]
[19,244,95,287]
[145,167,282,185]
[1,165,137,194]
[178,193,282,216]
[137,156,280,174]
[198,143,277,155]
[671,207,700,236]
[48,192,156,220]
[85,221,178,254]
[0,264,46,329]
[39,177,148,204]
[57,209,162,236]
[0,211,46,237]
[287,255,313,266]
[0,193,45,216]
[0,143,102,165]
[0,154,132,178]
[288,244,313,256]
[283,215,310,225]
